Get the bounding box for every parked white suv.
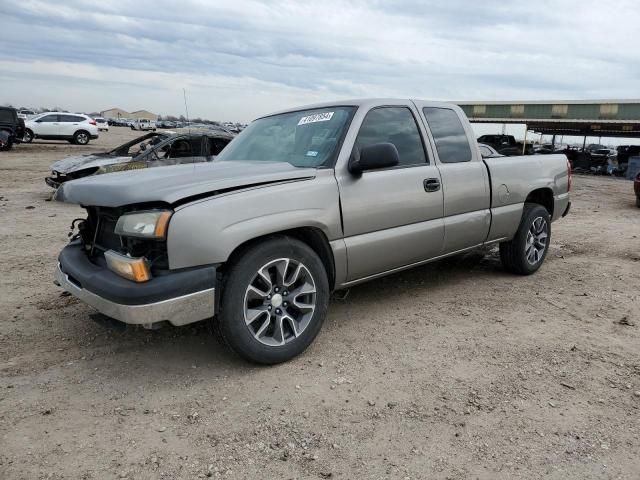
[94,117,109,131]
[24,112,99,145]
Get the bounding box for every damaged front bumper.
[55,242,216,327]
[45,176,63,189]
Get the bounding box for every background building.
[100,107,158,121]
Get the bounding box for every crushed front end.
[55,205,216,327]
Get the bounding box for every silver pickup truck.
[54,99,571,364]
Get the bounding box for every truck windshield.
[216,107,355,167]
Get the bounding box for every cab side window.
[355,107,427,167]
[423,107,473,163]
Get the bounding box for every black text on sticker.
[298,112,334,125]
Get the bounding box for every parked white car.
[94,117,109,131]
[17,109,36,120]
[130,119,157,131]
[24,112,99,145]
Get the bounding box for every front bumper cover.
[56,242,216,326]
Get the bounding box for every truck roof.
[262,98,459,119]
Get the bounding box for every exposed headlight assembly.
[114,210,172,239]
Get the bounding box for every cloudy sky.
[0,0,638,123]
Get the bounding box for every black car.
[0,107,25,151]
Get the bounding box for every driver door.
[335,104,445,282]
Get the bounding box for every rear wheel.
[73,130,90,145]
[499,203,551,275]
[218,237,329,364]
[23,129,34,143]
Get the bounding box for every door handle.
[423,178,441,192]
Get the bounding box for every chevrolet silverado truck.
[54,99,571,364]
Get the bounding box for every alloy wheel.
[525,217,548,265]
[243,258,316,347]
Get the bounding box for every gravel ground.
[1,129,639,479]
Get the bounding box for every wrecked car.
[45,131,234,188]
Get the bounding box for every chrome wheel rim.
[525,216,548,265]
[243,258,316,347]
[77,133,88,144]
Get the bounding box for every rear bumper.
[552,192,571,221]
[55,242,216,326]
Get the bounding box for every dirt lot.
[1,130,639,479]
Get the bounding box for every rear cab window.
[423,107,473,163]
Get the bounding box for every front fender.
[166,171,342,269]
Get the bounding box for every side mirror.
[349,142,399,175]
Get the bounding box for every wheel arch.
[525,188,554,216]
[221,227,337,290]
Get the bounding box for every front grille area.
[80,206,169,271]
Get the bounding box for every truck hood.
[54,160,317,207]
[51,153,127,173]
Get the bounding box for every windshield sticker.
[298,112,334,126]
[305,151,319,157]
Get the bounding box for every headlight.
[114,210,172,239]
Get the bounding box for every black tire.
[73,130,90,145]
[499,203,551,275]
[23,129,34,143]
[636,197,640,208]
[0,138,12,151]
[218,236,329,364]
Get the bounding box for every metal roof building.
[456,100,640,138]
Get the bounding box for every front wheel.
[499,203,551,275]
[218,237,329,364]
